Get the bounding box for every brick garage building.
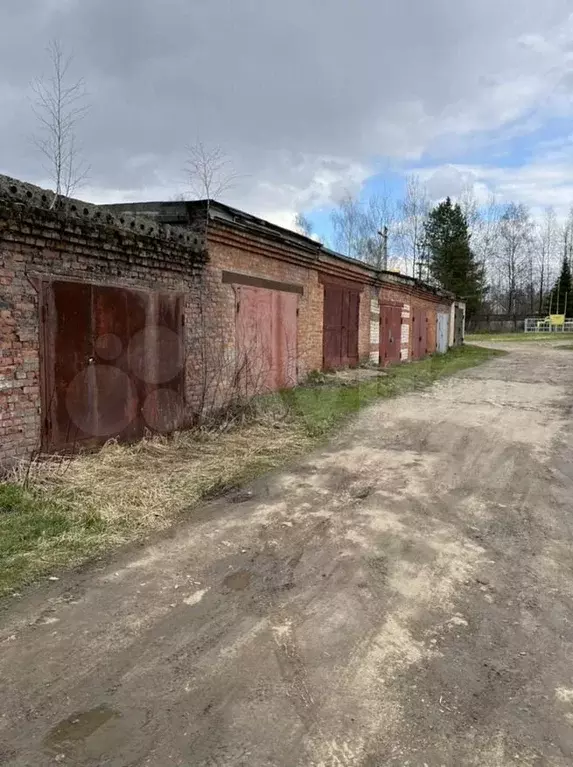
[106,200,373,383]
[1,177,459,466]
[109,199,457,375]
[377,280,454,364]
[0,178,207,466]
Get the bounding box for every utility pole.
[377,226,389,271]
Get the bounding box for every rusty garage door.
[411,307,427,360]
[236,286,298,394]
[41,279,184,451]
[380,305,402,366]
[323,285,360,369]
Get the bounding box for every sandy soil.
[1,342,573,766]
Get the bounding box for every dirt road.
[2,343,573,766]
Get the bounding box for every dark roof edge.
[6,180,455,302]
[202,200,456,301]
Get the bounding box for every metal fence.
[524,318,573,333]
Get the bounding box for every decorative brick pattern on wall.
[400,304,411,361]
[380,283,450,360]
[369,295,380,363]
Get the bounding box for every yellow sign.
[550,314,565,326]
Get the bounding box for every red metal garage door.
[235,286,298,394]
[41,280,184,451]
[380,305,402,366]
[323,285,360,370]
[411,307,427,360]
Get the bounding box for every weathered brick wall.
[367,286,380,363]
[380,282,453,360]
[358,288,372,362]
[380,285,411,361]
[0,198,205,467]
[1,176,457,464]
[204,225,325,387]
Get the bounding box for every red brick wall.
[380,282,453,360]
[202,225,325,388]
[0,202,204,467]
[0,190,455,465]
[358,288,371,362]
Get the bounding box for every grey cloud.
[0,0,571,219]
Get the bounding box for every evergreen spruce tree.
[424,197,485,318]
[545,257,573,316]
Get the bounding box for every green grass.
[0,484,108,596]
[466,332,573,343]
[280,344,503,438]
[0,344,500,598]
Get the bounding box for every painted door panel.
[236,286,298,394]
[323,285,360,369]
[41,280,183,451]
[380,305,402,366]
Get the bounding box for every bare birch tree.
[397,174,430,279]
[458,183,482,235]
[184,141,238,199]
[330,192,363,258]
[295,213,313,237]
[497,203,533,317]
[358,191,396,270]
[471,195,500,265]
[536,207,558,314]
[31,40,89,205]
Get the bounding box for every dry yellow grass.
[10,419,311,537]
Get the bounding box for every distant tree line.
[31,42,572,324]
[320,175,573,322]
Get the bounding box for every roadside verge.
[0,345,503,597]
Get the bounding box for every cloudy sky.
[1,0,573,237]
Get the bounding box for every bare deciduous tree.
[358,191,396,270]
[184,141,238,200]
[31,40,89,205]
[458,183,484,234]
[536,207,558,314]
[330,191,363,258]
[471,195,500,265]
[497,202,533,317]
[397,174,430,279]
[330,188,402,270]
[295,213,313,237]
